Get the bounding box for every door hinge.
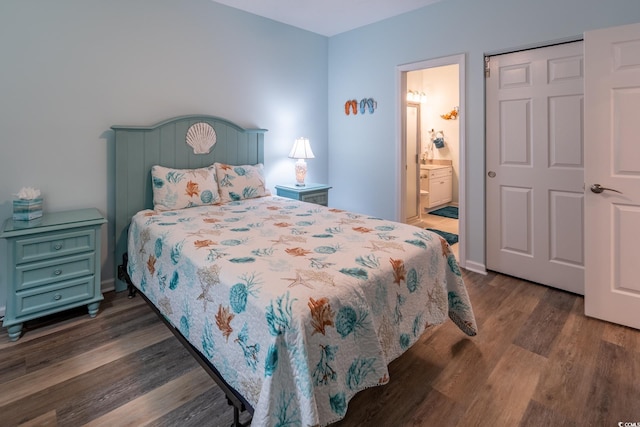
[484,56,490,78]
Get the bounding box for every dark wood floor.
[1,269,639,427]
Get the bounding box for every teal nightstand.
[1,208,107,341]
[275,183,332,206]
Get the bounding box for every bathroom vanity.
[420,164,453,211]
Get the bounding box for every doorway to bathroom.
[398,54,466,265]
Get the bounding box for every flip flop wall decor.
[344,99,358,115]
[344,98,377,115]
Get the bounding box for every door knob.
[590,184,622,194]
[487,171,496,178]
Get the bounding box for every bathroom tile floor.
[419,208,459,260]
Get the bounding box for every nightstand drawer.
[16,253,95,290]
[301,193,328,206]
[15,229,95,264]
[15,277,95,317]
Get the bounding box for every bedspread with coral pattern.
[127,196,476,426]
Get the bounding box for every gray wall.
[327,0,640,270]
[0,0,328,311]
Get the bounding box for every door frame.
[396,53,467,267]
[406,101,422,224]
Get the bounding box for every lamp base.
[294,159,307,187]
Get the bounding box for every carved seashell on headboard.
[186,122,217,154]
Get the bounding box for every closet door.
[486,41,585,294]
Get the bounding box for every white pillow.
[151,165,220,211]
[214,163,268,203]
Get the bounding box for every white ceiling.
[211,0,444,37]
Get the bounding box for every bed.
[113,115,477,427]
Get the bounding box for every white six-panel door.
[584,22,640,329]
[486,41,585,294]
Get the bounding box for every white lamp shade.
[288,137,315,159]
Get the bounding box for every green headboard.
[112,115,267,292]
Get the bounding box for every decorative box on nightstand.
[1,208,107,341]
[275,183,332,206]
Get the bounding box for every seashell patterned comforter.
[127,195,477,426]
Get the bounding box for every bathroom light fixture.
[288,137,315,187]
[406,90,427,103]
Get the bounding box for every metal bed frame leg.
[227,397,250,427]
[117,253,137,298]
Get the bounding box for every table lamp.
[288,137,314,186]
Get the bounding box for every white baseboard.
[463,260,487,275]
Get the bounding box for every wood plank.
[0,349,26,383]
[602,321,640,354]
[2,336,202,426]
[147,385,251,427]
[583,340,640,425]
[18,410,58,427]
[0,290,145,351]
[512,287,575,357]
[519,400,578,427]
[0,296,150,378]
[407,388,466,427]
[490,275,547,316]
[431,285,533,404]
[531,296,603,422]
[457,344,547,426]
[0,322,169,407]
[83,367,215,427]
[19,307,157,375]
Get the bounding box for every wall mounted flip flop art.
[344,98,377,115]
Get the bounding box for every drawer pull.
[54,243,63,250]
[53,294,62,301]
[53,269,62,276]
